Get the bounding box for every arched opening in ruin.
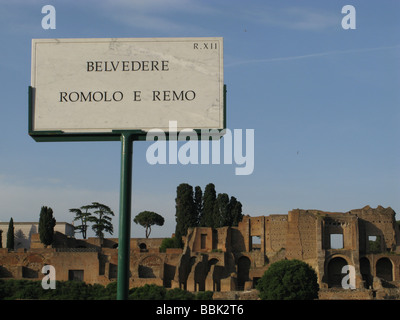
[22,254,45,279]
[138,255,161,278]
[327,256,348,288]
[0,266,12,278]
[237,256,251,291]
[139,243,147,252]
[376,257,393,281]
[360,257,372,288]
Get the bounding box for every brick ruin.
[1,205,400,299]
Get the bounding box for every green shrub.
[165,288,194,300]
[195,290,213,300]
[129,284,166,300]
[0,279,111,300]
[102,281,117,300]
[0,279,214,300]
[256,259,319,300]
[159,237,181,252]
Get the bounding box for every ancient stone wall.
[353,206,398,252]
[266,215,287,253]
[286,210,318,260]
[189,227,214,252]
[0,206,399,300]
[318,288,374,300]
[230,227,246,252]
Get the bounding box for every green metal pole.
[117,132,133,300]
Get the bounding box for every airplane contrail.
[226,44,400,67]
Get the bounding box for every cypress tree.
[175,183,196,246]
[174,182,244,235]
[229,196,243,226]
[39,206,56,247]
[6,218,14,250]
[213,193,230,228]
[200,183,216,227]
[194,186,203,226]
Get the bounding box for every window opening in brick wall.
[330,234,343,249]
[139,243,147,252]
[68,270,84,281]
[251,236,261,251]
[201,234,207,249]
[368,235,381,253]
[376,258,393,281]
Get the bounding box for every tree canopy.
[175,183,196,246]
[133,211,165,238]
[175,182,243,244]
[256,259,319,300]
[194,186,203,226]
[200,184,243,228]
[159,237,181,252]
[87,202,114,242]
[69,202,114,241]
[69,205,93,239]
[200,183,217,227]
[6,218,14,250]
[39,206,56,247]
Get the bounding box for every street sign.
[30,37,224,141]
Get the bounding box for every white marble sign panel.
[31,37,224,133]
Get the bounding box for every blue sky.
[0,0,399,239]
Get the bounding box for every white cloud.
[246,5,338,31]
[283,6,338,30]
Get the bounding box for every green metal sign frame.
[28,84,226,300]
